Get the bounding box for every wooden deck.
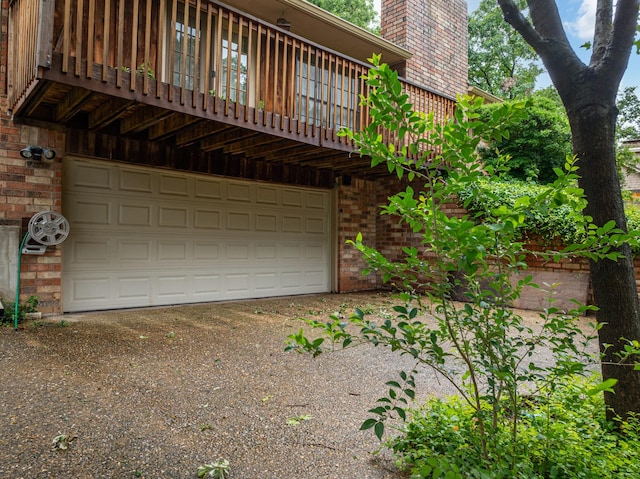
[8,0,456,181]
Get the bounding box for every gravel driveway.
[0,292,595,479]
[1,292,449,479]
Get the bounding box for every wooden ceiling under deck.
[19,79,383,187]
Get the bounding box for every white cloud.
[565,0,596,41]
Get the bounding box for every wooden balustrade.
[7,0,456,155]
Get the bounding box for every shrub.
[0,295,39,325]
[392,375,640,478]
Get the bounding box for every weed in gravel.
[51,432,76,450]
[197,459,229,478]
[287,414,313,426]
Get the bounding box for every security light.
[20,146,56,161]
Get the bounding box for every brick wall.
[0,4,65,313]
[381,0,468,98]
[336,178,380,291]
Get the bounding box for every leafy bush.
[392,375,640,478]
[458,178,586,244]
[459,178,640,253]
[477,93,572,184]
[0,295,38,325]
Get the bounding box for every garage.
[62,157,333,312]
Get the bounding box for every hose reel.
[14,211,71,329]
[22,211,70,254]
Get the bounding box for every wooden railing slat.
[143,0,153,95]
[103,0,111,82]
[167,0,177,101]
[116,0,124,86]
[235,17,243,119]
[62,0,71,72]
[87,0,95,79]
[203,3,213,110]
[192,0,202,107]
[156,0,166,98]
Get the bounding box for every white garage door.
[62,157,332,312]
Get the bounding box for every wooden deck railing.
[8,0,456,153]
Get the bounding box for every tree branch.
[598,0,640,87]
[592,0,614,64]
[496,0,545,50]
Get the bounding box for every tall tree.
[307,0,378,33]
[495,0,640,420]
[469,0,543,98]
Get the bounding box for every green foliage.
[392,376,640,478]
[197,460,229,479]
[468,0,542,99]
[458,179,586,244]
[306,0,378,33]
[477,93,572,184]
[0,295,38,325]
[285,55,640,475]
[617,86,640,141]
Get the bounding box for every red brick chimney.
[381,0,468,98]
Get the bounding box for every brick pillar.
[381,0,468,98]
[336,178,380,291]
[0,2,66,314]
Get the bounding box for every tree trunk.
[567,97,640,421]
[496,0,640,422]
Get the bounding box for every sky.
[374,0,639,91]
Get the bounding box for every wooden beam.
[120,106,174,134]
[55,88,94,123]
[89,98,137,130]
[175,121,230,147]
[223,134,282,155]
[241,139,295,158]
[200,129,261,152]
[264,144,319,162]
[148,114,203,141]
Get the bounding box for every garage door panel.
[63,158,331,312]
[193,274,222,296]
[118,241,152,262]
[227,211,251,230]
[160,174,189,196]
[71,240,110,263]
[69,162,112,189]
[120,169,153,193]
[195,178,223,199]
[228,182,252,202]
[194,209,222,229]
[119,202,152,226]
[156,276,190,299]
[283,189,303,206]
[256,214,278,231]
[194,242,220,260]
[256,185,278,204]
[158,206,189,228]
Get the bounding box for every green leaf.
[586,378,618,396]
[360,418,377,430]
[374,421,385,440]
